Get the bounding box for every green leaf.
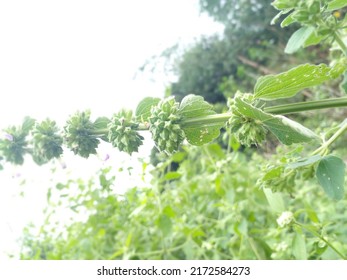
[303,31,327,47]
[235,98,318,145]
[171,151,186,163]
[262,166,283,181]
[179,94,224,146]
[284,26,314,54]
[254,63,346,100]
[263,188,285,213]
[280,12,297,27]
[157,214,172,237]
[163,171,181,181]
[56,183,66,190]
[326,0,347,11]
[93,117,110,130]
[287,155,322,169]
[272,0,297,10]
[178,94,216,118]
[285,26,315,54]
[316,155,345,200]
[271,9,293,25]
[163,205,176,218]
[135,97,160,122]
[22,116,36,134]
[292,231,307,260]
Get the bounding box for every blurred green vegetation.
[21,144,347,259]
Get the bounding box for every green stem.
[89,123,148,135]
[312,118,347,155]
[264,97,347,115]
[295,222,347,260]
[334,32,347,54]
[88,98,347,132]
[181,113,230,128]
[180,98,347,128]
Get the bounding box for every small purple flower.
[3,133,14,142]
[60,161,67,169]
[103,153,110,161]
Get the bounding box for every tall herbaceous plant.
[2,0,347,260]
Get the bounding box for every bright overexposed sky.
[0,0,223,259]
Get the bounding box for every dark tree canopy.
[171,0,311,103]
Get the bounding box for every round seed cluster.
[148,97,185,154]
[108,111,144,155]
[227,97,267,147]
[64,111,100,158]
[32,119,63,165]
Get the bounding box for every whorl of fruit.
[228,97,267,147]
[32,119,63,165]
[108,110,144,155]
[64,111,100,158]
[148,97,185,154]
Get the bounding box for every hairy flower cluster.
[148,97,185,154]
[32,119,63,165]
[64,111,100,158]
[0,117,35,165]
[228,114,268,147]
[0,128,27,165]
[227,95,267,147]
[108,110,144,155]
[259,166,297,194]
[277,211,294,228]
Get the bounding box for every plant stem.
[180,98,347,128]
[264,97,347,115]
[89,98,347,132]
[334,32,347,54]
[181,113,230,128]
[295,222,347,260]
[312,118,347,155]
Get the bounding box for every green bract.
[64,111,100,158]
[149,97,185,154]
[108,110,144,155]
[31,119,63,165]
[228,101,268,147]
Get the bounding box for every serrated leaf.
[235,98,318,145]
[326,0,347,11]
[285,26,315,54]
[179,94,224,146]
[287,155,322,169]
[182,125,223,146]
[135,97,160,122]
[316,155,345,200]
[178,94,216,118]
[254,63,347,100]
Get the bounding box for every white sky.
[0,0,223,259]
